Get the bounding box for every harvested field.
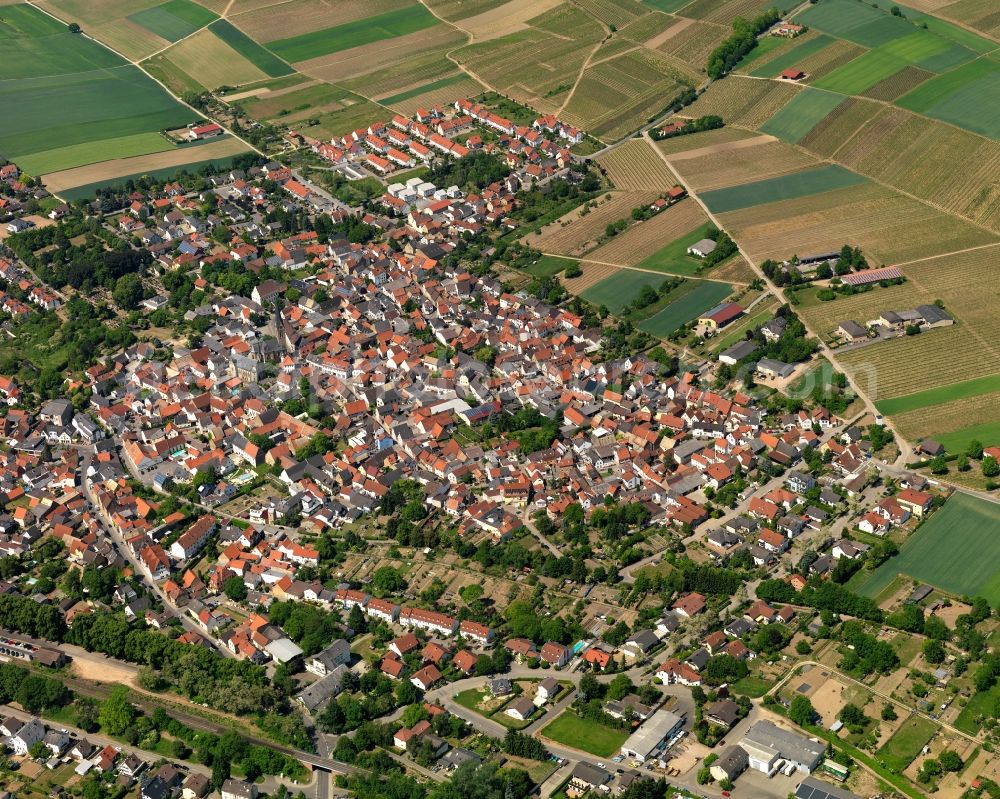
[128,0,217,42]
[654,127,762,155]
[522,191,658,256]
[37,0,163,25]
[300,24,467,83]
[597,139,677,190]
[230,0,411,43]
[563,261,621,294]
[639,15,693,49]
[586,200,709,266]
[719,182,997,266]
[797,97,883,158]
[670,139,820,190]
[425,0,507,21]
[207,19,295,77]
[42,136,249,194]
[682,76,801,129]
[833,105,1000,231]
[162,27,269,88]
[86,18,171,62]
[458,0,565,40]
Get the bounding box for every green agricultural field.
[129,0,217,42]
[208,19,294,77]
[0,68,194,160]
[380,74,469,105]
[814,50,909,94]
[701,165,866,213]
[633,223,716,276]
[897,56,1000,138]
[540,712,628,757]
[638,280,733,338]
[751,34,835,78]
[899,8,998,54]
[581,270,673,314]
[795,0,914,48]
[855,493,1000,605]
[13,132,174,176]
[877,715,937,772]
[760,88,847,142]
[0,4,195,171]
[737,35,789,70]
[875,373,1000,416]
[0,5,124,79]
[267,4,437,62]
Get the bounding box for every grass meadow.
[855,493,1000,605]
[638,280,733,337]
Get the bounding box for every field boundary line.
[660,133,779,161]
[893,240,1000,267]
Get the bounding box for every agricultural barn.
[188,123,224,141]
[780,68,806,81]
[688,238,717,258]
[699,302,744,332]
[840,266,902,287]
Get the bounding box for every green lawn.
[876,714,937,772]
[632,222,715,276]
[876,373,1000,416]
[129,0,218,42]
[540,711,628,757]
[854,492,1000,605]
[638,280,733,338]
[581,270,675,314]
[731,675,771,697]
[955,682,1000,734]
[701,165,867,213]
[267,4,438,62]
[751,34,834,78]
[712,309,773,354]
[14,131,176,176]
[207,19,295,77]
[454,688,489,713]
[935,421,1000,455]
[759,88,848,142]
[525,255,577,278]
